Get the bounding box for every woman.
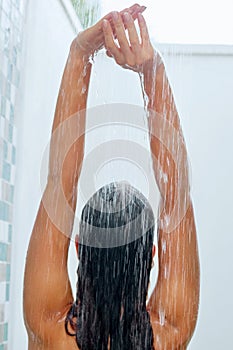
[23,4,200,349]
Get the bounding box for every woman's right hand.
[71,4,147,60]
[102,11,155,73]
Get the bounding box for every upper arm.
[23,189,74,339]
[148,203,200,349]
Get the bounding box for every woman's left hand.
[102,12,155,72]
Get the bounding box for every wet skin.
[24,4,200,349]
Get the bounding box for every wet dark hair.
[65,182,155,349]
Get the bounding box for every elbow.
[174,310,199,349]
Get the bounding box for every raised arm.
[140,21,200,350]
[103,12,200,350]
[23,34,92,345]
[23,4,146,346]
[144,44,200,350]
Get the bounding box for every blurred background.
[0,0,233,349]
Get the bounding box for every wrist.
[142,51,164,77]
[142,51,165,106]
[70,37,92,64]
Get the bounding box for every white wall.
[10,0,233,348]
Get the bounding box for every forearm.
[143,53,190,227]
[52,40,92,131]
[48,41,92,208]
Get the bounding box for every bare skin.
[23,4,200,350]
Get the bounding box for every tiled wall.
[0,0,25,348]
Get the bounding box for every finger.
[138,13,150,46]
[123,13,140,51]
[131,5,147,19]
[119,3,139,17]
[106,49,113,58]
[102,19,123,62]
[111,12,131,54]
[105,5,146,32]
[104,11,127,39]
[129,3,141,12]
[121,5,146,28]
[124,3,140,17]
[127,3,145,15]
[103,5,146,21]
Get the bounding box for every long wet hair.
[65,182,155,350]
